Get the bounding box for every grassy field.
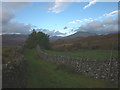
[43,49,118,59]
[24,49,117,88]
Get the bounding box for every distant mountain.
[2,34,28,46]
[2,31,97,46]
[50,36,63,41]
[50,31,97,41]
[65,31,97,39]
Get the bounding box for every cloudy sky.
[1,0,120,36]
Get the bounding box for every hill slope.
[51,33,119,51]
[50,36,63,41]
[2,34,28,46]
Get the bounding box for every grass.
[43,49,118,59]
[24,49,117,88]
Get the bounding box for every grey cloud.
[2,22,31,34]
[103,18,114,25]
[76,18,119,34]
[2,2,31,10]
[64,26,67,29]
[87,21,102,28]
[2,8,15,24]
[115,17,120,24]
[71,29,74,32]
[103,24,118,33]
[1,2,32,34]
[76,21,102,33]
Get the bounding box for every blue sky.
[2,1,119,36]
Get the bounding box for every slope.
[51,33,119,51]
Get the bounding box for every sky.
[1,0,120,37]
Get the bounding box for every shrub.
[25,29,50,50]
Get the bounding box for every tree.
[25,29,50,49]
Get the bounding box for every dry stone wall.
[36,45,119,85]
[2,47,27,88]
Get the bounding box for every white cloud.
[93,10,120,21]
[84,19,89,21]
[69,18,94,24]
[69,21,76,24]
[103,10,120,17]
[83,18,94,22]
[47,0,69,13]
[76,20,83,22]
[98,16,103,19]
[89,18,92,19]
[36,28,66,36]
[83,0,98,9]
